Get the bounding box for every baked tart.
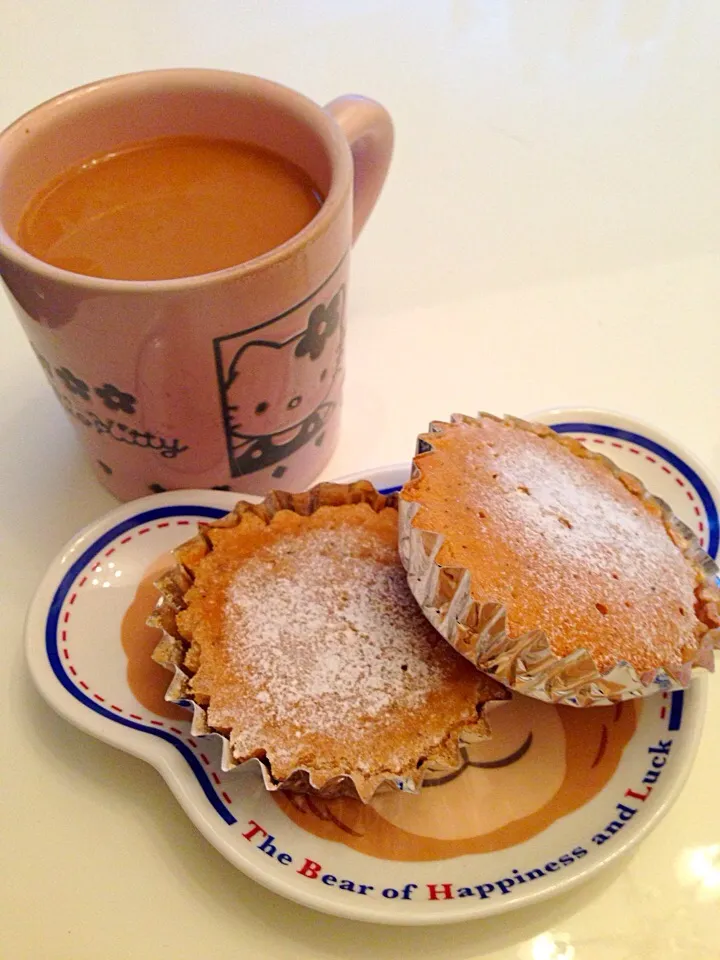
[150,481,507,801]
[399,414,720,705]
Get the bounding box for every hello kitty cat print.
[213,273,345,488]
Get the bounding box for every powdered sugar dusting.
[211,523,469,771]
[474,437,680,578]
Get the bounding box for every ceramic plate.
[26,409,718,925]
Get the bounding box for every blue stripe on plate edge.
[45,504,237,825]
[669,691,684,732]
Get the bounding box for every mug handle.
[324,95,394,242]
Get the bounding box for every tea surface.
[17,136,323,280]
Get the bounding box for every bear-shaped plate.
[25,409,718,924]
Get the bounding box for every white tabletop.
[2,3,719,958]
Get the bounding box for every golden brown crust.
[399,414,720,704]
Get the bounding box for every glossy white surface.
[1,2,719,958]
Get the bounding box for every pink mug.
[0,69,393,500]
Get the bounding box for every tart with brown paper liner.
[398,414,720,707]
[150,480,508,802]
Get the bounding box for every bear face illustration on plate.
[222,287,345,478]
[272,694,640,861]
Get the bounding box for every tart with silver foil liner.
[149,480,508,802]
[398,414,720,707]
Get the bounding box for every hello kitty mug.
[0,69,393,499]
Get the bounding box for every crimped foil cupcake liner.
[398,414,720,707]
[149,480,503,801]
